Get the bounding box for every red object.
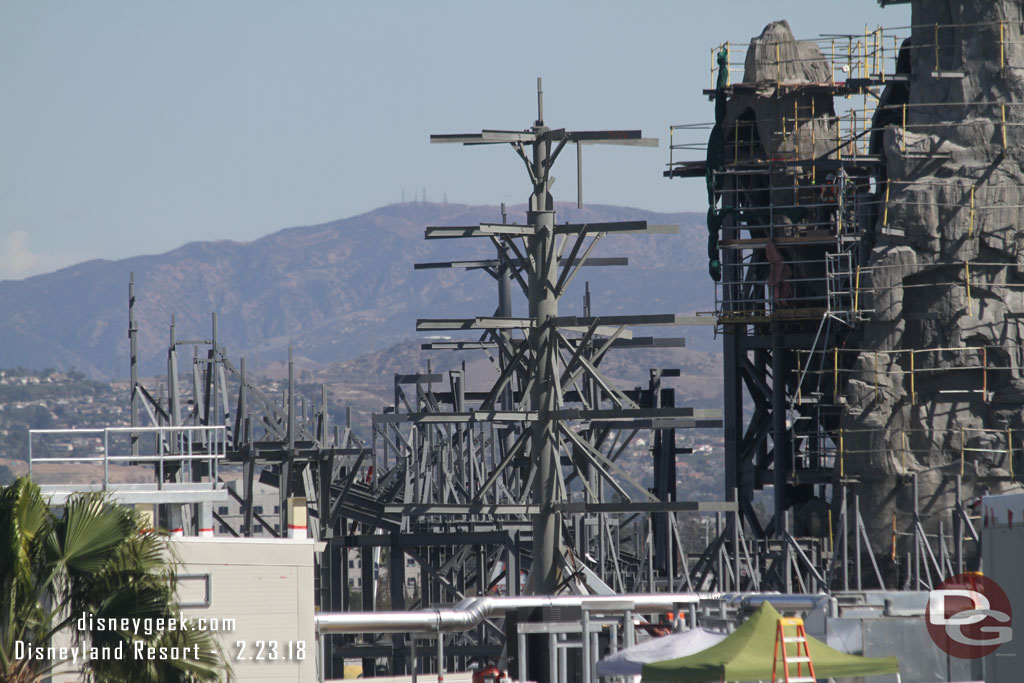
[926,572,1012,659]
[764,241,793,305]
[472,666,502,683]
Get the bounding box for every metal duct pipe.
[316,593,706,635]
[715,592,832,613]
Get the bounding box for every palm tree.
[0,477,229,682]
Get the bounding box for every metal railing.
[707,27,916,89]
[28,425,227,492]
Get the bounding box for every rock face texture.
[842,0,1024,570]
[726,21,838,222]
[713,7,1023,579]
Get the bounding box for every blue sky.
[0,1,909,280]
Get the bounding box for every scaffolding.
[667,9,1024,599]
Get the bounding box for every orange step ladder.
[772,616,817,683]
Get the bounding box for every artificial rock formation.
[726,21,838,219]
[707,7,1022,582]
[842,0,1024,573]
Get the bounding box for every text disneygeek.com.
[14,611,236,664]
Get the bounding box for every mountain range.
[0,202,717,380]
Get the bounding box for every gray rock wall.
[842,0,1024,574]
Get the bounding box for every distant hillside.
[0,202,714,379]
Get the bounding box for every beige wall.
[46,537,319,683]
[173,537,320,682]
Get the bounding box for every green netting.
[705,47,730,282]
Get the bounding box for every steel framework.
[665,17,1010,599]
[106,82,731,680]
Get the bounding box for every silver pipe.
[715,592,832,612]
[315,593,706,635]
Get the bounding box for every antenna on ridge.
[536,77,544,125]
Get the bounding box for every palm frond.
[2,479,231,682]
[47,494,134,575]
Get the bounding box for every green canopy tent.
[642,602,899,682]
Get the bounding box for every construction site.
[22,1,1024,682]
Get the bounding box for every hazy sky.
[1,1,909,280]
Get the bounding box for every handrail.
[28,424,227,491]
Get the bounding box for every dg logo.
[926,572,1012,659]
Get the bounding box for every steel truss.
[347,80,728,681]
[120,83,730,680]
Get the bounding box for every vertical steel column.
[236,356,248,450]
[164,316,180,531]
[557,634,568,683]
[211,313,220,438]
[324,537,342,679]
[528,135,560,595]
[716,511,724,587]
[361,547,375,676]
[507,532,521,597]
[517,632,527,683]
[912,473,921,589]
[954,475,964,575]
[652,372,678,577]
[168,316,180,437]
[581,608,591,683]
[497,205,517,494]
[854,494,863,590]
[783,509,792,593]
[436,633,444,683]
[720,171,747,532]
[547,632,557,683]
[389,532,407,675]
[731,497,740,591]
[771,326,790,534]
[647,516,656,590]
[103,429,109,491]
[240,357,255,537]
[723,333,742,511]
[526,192,559,681]
[841,491,849,591]
[282,347,296,534]
[410,637,418,683]
[129,273,139,456]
